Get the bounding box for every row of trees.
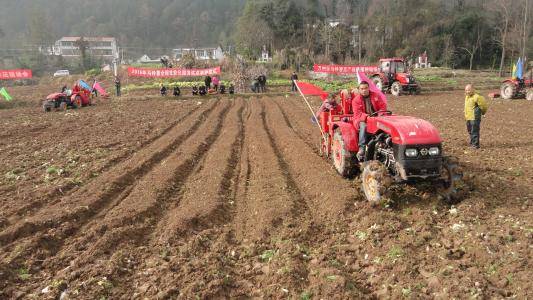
[234,0,532,72]
[0,0,531,72]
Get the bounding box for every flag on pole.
[516,57,524,79]
[78,79,93,91]
[294,81,329,100]
[0,87,13,101]
[512,62,517,79]
[93,82,108,97]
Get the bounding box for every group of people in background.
[251,74,267,93]
[157,75,235,97]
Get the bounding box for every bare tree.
[459,25,483,70]
[489,0,513,76]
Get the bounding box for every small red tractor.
[42,88,91,112]
[500,70,533,100]
[43,92,69,112]
[370,58,421,96]
[319,90,462,205]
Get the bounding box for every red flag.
[295,81,329,100]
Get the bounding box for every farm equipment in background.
[43,92,70,112]
[43,81,92,112]
[500,69,533,100]
[296,79,463,205]
[370,58,421,96]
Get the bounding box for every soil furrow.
[0,100,231,297]
[151,99,245,243]
[263,100,359,220]
[0,100,218,247]
[115,100,248,298]
[6,102,203,221]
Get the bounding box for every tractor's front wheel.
[361,160,392,206]
[500,82,516,100]
[391,81,402,96]
[332,129,357,177]
[438,156,464,204]
[526,89,533,101]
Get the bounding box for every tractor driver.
[352,81,387,160]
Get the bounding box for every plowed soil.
[0,88,532,299]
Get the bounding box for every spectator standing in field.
[464,84,489,149]
[114,76,121,96]
[204,75,212,90]
[291,71,298,92]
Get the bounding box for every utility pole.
[523,0,529,61]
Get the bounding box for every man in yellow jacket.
[464,84,489,149]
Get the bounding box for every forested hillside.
[0,0,531,70]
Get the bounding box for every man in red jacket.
[352,81,387,160]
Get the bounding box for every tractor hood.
[369,115,442,145]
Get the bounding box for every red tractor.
[370,58,421,96]
[319,90,462,205]
[500,70,533,100]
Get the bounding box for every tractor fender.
[332,121,358,152]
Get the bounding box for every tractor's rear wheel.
[438,156,464,204]
[371,76,384,92]
[361,160,392,206]
[500,82,516,100]
[391,81,402,96]
[526,89,533,101]
[332,129,357,177]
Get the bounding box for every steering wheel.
[369,110,393,117]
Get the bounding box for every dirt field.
[0,86,532,299]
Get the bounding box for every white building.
[48,37,119,59]
[172,46,224,61]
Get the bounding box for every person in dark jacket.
[228,84,235,94]
[204,75,212,90]
[219,83,226,94]
[114,76,121,96]
[173,86,181,97]
[199,85,207,96]
[258,74,267,92]
[192,86,199,95]
[160,84,167,96]
[291,72,298,92]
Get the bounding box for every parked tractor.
[500,70,533,100]
[370,58,421,96]
[319,90,463,205]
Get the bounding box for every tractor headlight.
[429,147,440,156]
[405,148,418,157]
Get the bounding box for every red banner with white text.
[0,69,33,80]
[128,66,221,78]
[313,64,379,74]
